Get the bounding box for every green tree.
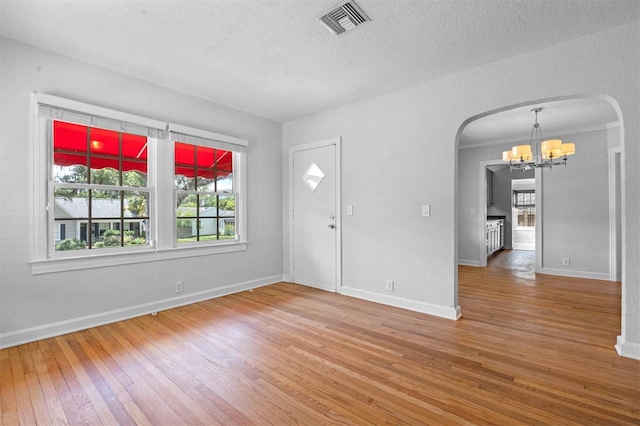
[219,197,235,211]
[127,195,147,216]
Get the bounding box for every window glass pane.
[90,160,120,185]
[197,171,215,191]
[216,150,233,172]
[197,146,215,169]
[176,218,197,242]
[220,221,235,239]
[199,195,217,217]
[91,191,121,218]
[175,169,196,190]
[175,142,195,167]
[122,169,147,187]
[54,121,86,153]
[122,133,147,160]
[176,194,197,214]
[124,191,148,217]
[217,173,233,192]
[198,218,217,240]
[219,195,236,239]
[94,225,121,249]
[123,220,147,246]
[54,189,89,252]
[53,156,88,183]
[54,189,89,219]
[517,207,536,227]
[89,127,119,156]
[219,195,235,214]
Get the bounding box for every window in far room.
[513,189,536,228]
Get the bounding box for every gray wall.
[541,129,610,275]
[283,23,639,356]
[0,38,283,345]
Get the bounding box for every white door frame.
[288,137,342,291]
[608,147,622,282]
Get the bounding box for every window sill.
[29,242,247,275]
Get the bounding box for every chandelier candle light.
[502,107,575,171]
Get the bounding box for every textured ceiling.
[1,0,638,123]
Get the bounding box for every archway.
[454,94,625,349]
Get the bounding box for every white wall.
[540,129,610,277]
[0,38,283,347]
[283,23,640,358]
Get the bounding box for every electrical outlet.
[175,280,184,293]
[386,280,394,292]
[562,257,570,266]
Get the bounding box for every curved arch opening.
[454,94,625,333]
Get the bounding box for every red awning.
[54,121,147,173]
[174,142,232,179]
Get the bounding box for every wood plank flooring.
[487,249,536,273]
[1,268,639,425]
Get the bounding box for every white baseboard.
[616,335,640,360]
[339,286,461,320]
[0,274,284,350]
[458,259,480,267]
[537,268,609,281]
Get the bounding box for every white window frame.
[29,93,248,275]
[168,123,247,249]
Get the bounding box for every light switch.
[347,205,353,216]
[422,205,431,217]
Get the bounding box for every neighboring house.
[54,197,235,243]
[176,206,236,239]
[54,197,145,243]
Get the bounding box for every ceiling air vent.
[318,1,370,35]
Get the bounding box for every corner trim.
[616,335,640,360]
[0,274,284,350]
[339,286,462,320]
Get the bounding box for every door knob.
[328,224,335,229]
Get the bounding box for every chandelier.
[502,107,575,171]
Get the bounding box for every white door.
[291,141,338,291]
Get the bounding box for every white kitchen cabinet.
[486,219,504,255]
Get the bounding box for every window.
[169,124,246,246]
[514,190,535,227]
[31,93,248,274]
[52,121,150,251]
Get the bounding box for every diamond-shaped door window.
[303,162,325,192]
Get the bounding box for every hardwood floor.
[487,248,536,273]
[2,269,638,425]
